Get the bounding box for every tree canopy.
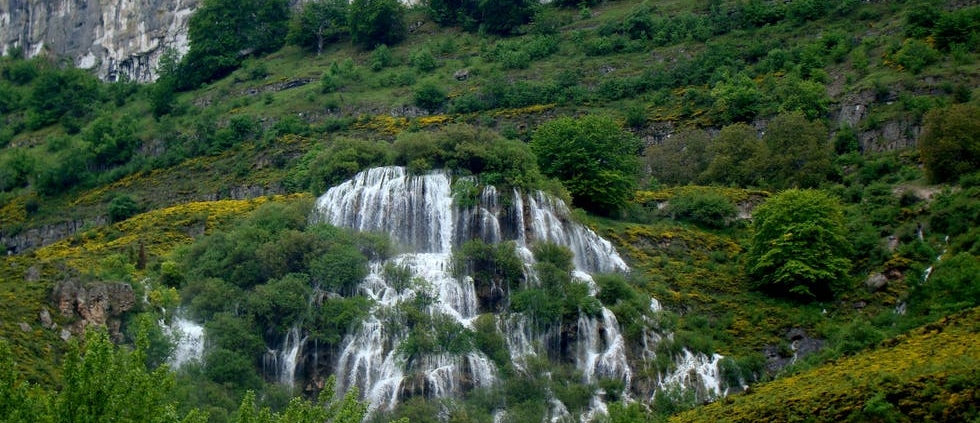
[286,0,349,55]
[427,0,539,34]
[179,0,290,88]
[918,103,980,183]
[747,189,853,301]
[349,0,407,48]
[531,115,641,215]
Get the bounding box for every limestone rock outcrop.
[0,0,199,82]
[51,279,135,340]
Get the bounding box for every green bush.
[392,124,542,189]
[413,81,447,112]
[370,44,394,71]
[409,47,437,72]
[666,190,737,229]
[910,253,980,316]
[892,38,940,74]
[108,194,140,223]
[305,137,391,192]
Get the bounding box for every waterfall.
[262,325,307,388]
[278,326,306,387]
[311,166,723,419]
[659,350,725,400]
[167,315,205,368]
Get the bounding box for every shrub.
[911,252,980,315]
[370,44,394,71]
[108,194,140,223]
[892,38,940,74]
[306,136,391,192]
[409,47,437,72]
[666,190,737,228]
[413,81,447,112]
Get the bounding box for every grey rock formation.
[0,0,199,82]
[38,307,54,329]
[51,279,135,340]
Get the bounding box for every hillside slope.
[1,0,979,421]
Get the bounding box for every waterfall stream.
[306,166,724,419]
[167,314,205,368]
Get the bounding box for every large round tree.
[918,103,980,183]
[746,189,853,301]
[530,115,641,216]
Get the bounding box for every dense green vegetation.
[2,0,980,421]
[0,329,371,423]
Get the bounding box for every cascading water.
[277,326,306,387]
[311,166,725,419]
[167,314,205,368]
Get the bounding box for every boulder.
[865,272,888,292]
[39,308,54,329]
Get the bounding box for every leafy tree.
[36,145,94,196]
[427,0,537,34]
[247,273,313,334]
[349,0,407,48]
[108,194,140,223]
[180,0,290,88]
[746,189,853,301]
[232,380,367,423]
[476,0,539,35]
[700,122,763,187]
[759,111,832,189]
[27,67,101,130]
[149,48,180,117]
[0,148,35,191]
[427,0,475,26]
[774,75,830,120]
[54,328,189,423]
[531,115,641,215]
[82,114,140,167]
[286,0,349,55]
[644,128,711,186]
[918,103,980,183]
[711,72,762,123]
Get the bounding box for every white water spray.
[310,166,724,419]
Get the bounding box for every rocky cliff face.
[51,279,136,341]
[0,0,198,82]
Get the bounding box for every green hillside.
[1,0,979,421]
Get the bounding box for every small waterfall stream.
[308,166,724,419]
[166,313,205,368]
